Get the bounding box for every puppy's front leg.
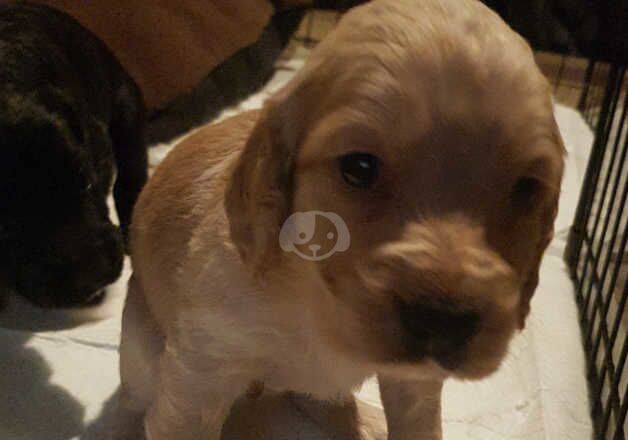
[378,375,443,440]
[144,350,243,440]
[289,393,387,440]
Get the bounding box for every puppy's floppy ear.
[225,91,306,274]
[518,198,557,328]
[226,54,336,272]
[518,127,565,328]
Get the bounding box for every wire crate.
[565,62,627,439]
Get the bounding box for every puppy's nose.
[398,299,479,370]
[81,225,124,288]
[309,244,321,255]
[93,223,124,259]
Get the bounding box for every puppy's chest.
[262,332,370,400]
[183,273,371,399]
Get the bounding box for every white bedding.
[0,61,594,439]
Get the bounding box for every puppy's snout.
[362,220,520,377]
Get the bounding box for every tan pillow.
[33,0,275,110]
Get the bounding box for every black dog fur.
[0,3,147,308]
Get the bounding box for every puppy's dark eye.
[339,153,379,189]
[511,176,542,208]
[78,181,94,196]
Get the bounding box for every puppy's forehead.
[298,0,556,169]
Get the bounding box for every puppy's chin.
[77,289,107,307]
[373,307,517,381]
[373,344,510,383]
[0,287,110,331]
[354,317,513,382]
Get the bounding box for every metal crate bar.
[565,63,627,439]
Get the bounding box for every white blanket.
[0,62,594,439]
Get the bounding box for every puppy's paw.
[356,401,387,440]
[111,411,146,440]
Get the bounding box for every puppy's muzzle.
[361,219,519,378]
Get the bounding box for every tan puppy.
[115,0,564,438]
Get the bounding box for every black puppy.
[0,3,147,308]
